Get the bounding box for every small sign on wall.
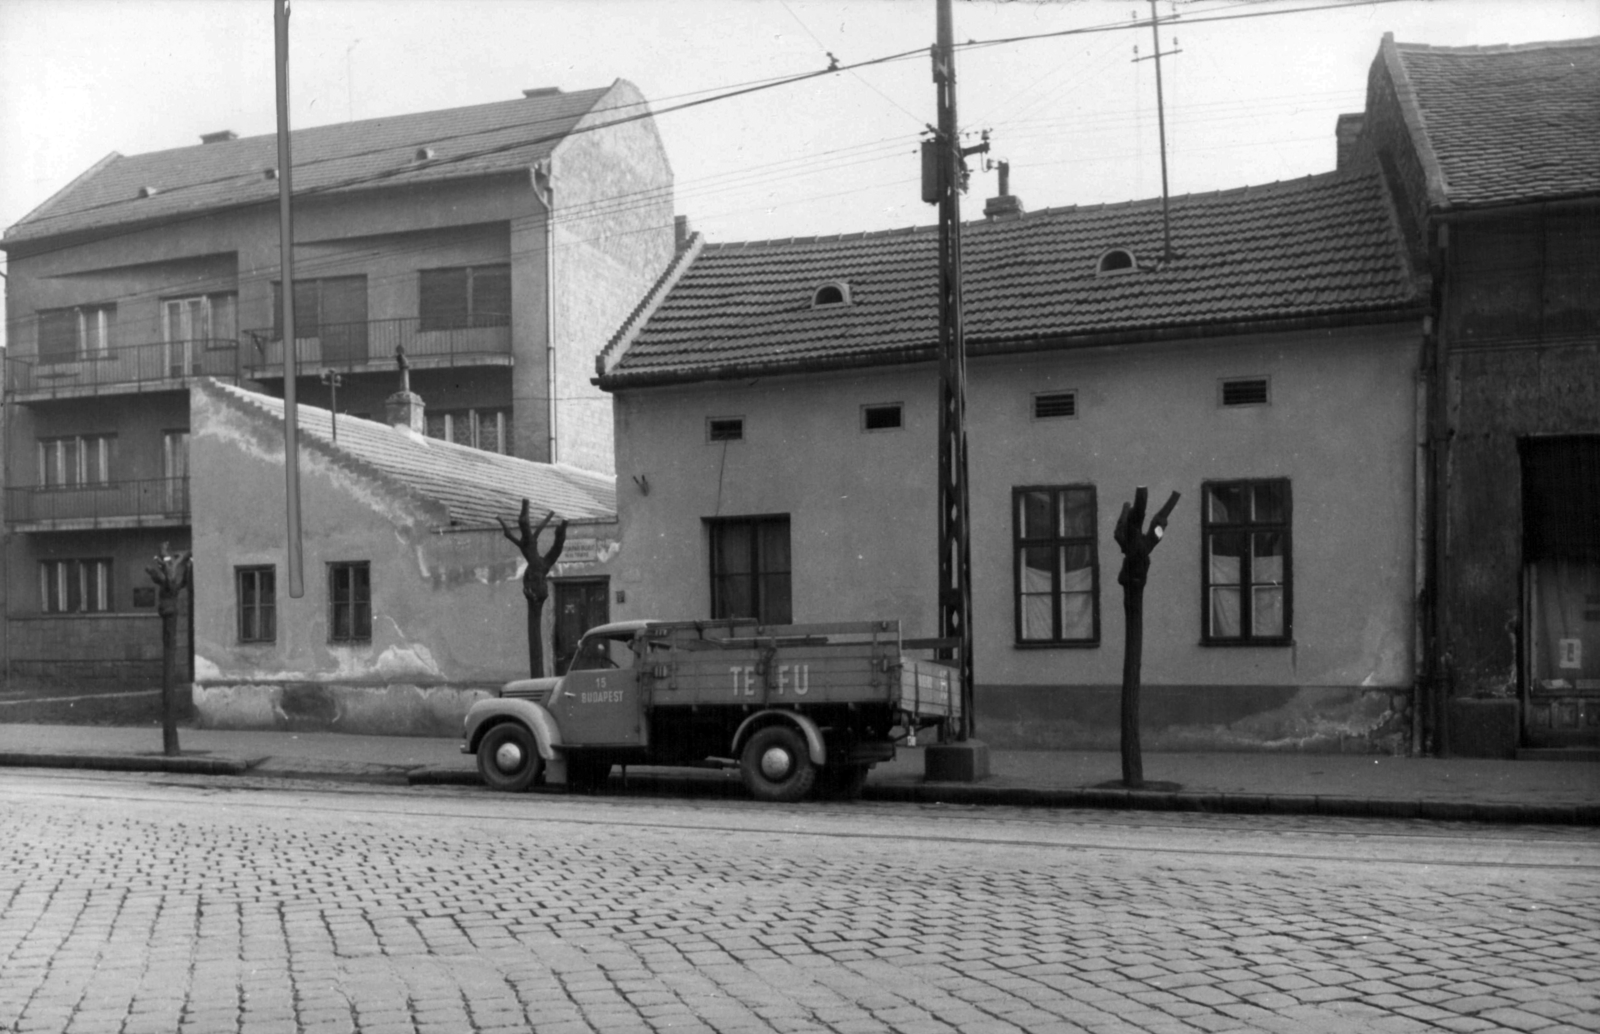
[1559,638,1583,669]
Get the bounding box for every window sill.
[1200,637,1293,648]
[1014,639,1100,650]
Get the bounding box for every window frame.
[1012,485,1101,647]
[707,515,792,625]
[327,561,372,644]
[418,264,512,331]
[37,303,115,364]
[40,558,113,614]
[236,566,277,644]
[425,407,511,454]
[1200,477,1293,646]
[38,434,115,488]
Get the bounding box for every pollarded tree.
[499,499,568,678]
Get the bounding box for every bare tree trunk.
[499,499,568,678]
[1113,488,1180,790]
[147,544,192,758]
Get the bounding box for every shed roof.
[199,379,615,529]
[4,84,624,246]
[600,169,1419,387]
[1388,36,1600,209]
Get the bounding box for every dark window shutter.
[420,268,469,330]
[471,266,511,327]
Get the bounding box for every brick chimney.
[1335,113,1366,171]
[983,160,1025,221]
[675,214,691,251]
[385,348,425,434]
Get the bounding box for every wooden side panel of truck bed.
[650,641,895,707]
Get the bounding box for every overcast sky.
[2,0,1596,345]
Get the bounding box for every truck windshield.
[567,635,634,673]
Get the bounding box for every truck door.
[551,633,646,747]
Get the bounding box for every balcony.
[242,315,513,378]
[5,477,190,531]
[4,340,240,403]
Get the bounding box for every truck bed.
[638,620,955,718]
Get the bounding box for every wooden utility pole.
[147,544,192,757]
[499,499,568,678]
[1112,487,1180,788]
[274,0,305,598]
[929,0,986,740]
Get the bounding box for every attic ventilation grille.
[415,147,435,161]
[708,417,744,442]
[1033,391,1077,419]
[1221,378,1270,407]
[862,404,902,431]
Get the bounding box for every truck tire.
[477,722,543,792]
[740,725,816,803]
[817,763,869,801]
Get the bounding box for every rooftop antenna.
[1133,2,1182,264]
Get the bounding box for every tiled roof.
[601,170,1419,386]
[200,379,615,529]
[4,86,619,245]
[1390,36,1600,208]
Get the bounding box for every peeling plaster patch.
[193,656,223,681]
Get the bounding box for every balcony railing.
[242,314,512,376]
[4,339,240,400]
[5,477,190,528]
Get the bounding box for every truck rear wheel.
[477,722,543,792]
[740,725,816,803]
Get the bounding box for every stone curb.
[6,753,1595,826]
[0,751,252,777]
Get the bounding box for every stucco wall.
[188,386,620,735]
[610,322,1422,751]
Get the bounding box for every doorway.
[552,579,610,677]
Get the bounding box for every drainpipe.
[534,163,557,464]
[1420,218,1453,756]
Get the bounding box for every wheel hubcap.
[759,745,794,781]
[494,741,525,772]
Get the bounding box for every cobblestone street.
[2,771,1597,1034]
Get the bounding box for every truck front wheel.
[477,722,543,792]
[740,725,816,803]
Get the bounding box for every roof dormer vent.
[522,87,562,98]
[1096,248,1136,275]
[812,282,852,308]
[200,130,238,145]
[263,168,279,181]
[137,186,160,199]
[414,147,435,161]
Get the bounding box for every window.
[38,304,115,364]
[419,265,511,330]
[1033,391,1077,419]
[862,404,902,431]
[426,408,511,454]
[709,516,791,624]
[1097,249,1136,275]
[812,282,852,307]
[41,559,112,613]
[1220,377,1269,407]
[708,417,744,442]
[1202,479,1292,644]
[328,562,372,643]
[1014,486,1099,645]
[162,294,237,377]
[272,277,368,363]
[38,435,114,487]
[237,566,276,643]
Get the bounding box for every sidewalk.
[1,722,1596,824]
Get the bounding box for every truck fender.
[732,710,827,768]
[464,698,563,762]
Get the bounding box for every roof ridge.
[1393,35,1600,56]
[200,379,450,527]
